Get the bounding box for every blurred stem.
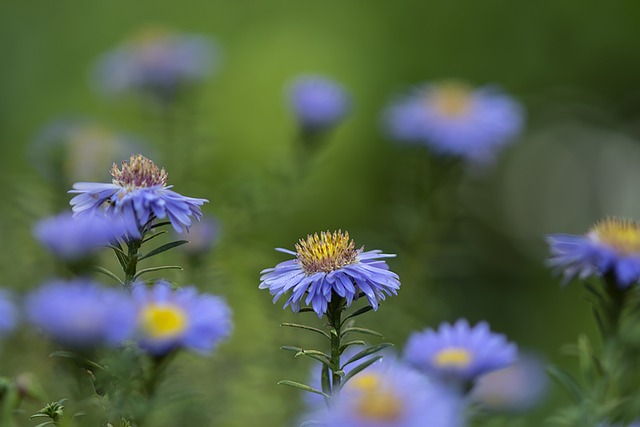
[123,238,142,293]
[602,272,630,339]
[325,297,346,399]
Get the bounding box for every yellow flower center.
[295,230,359,275]
[429,81,473,118]
[111,154,168,189]
[348,374,403,422]
[590,218,640,254]
[433,347,473,368]
[140,303,188,339]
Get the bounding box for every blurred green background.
[2,0,640,425]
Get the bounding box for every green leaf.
[49,351,104,371]
[280,323,330,339]
[133,265,183,279]
[342,356,383,385]
[342,343,393,368]
[339,340,366,353]
[92,266,124,285]
[343,305,373,323]
[277,380,331,398]
[297,307,316,313]
[321,364,331,396]
[341,327,384,339]
[141,230,167,244]
[280,346,304,353]
[546,365,584,403]
[109,245,128,270]
[138,240,189,260]
[294,349,331,365]
[149,221,172,230]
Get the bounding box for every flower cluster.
[70,154,207,234]
[259,230,400,316]
[384,80,524,165]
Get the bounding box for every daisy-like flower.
[0,291,18,336]
[69,154,207,234]
[259,230,400,317]
[132,281,232,356]
[404,319,517,385]
[547,218,640,288]
[384,80,524,165]
[288,75,351,133]
[92,26,218,103]
[305,359,464,427]
[470,352,549,413]
[33,212,128,261]
[26,280,136,348]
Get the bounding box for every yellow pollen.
[429,81,473,118]
[295,230,359,274]
[140,304,187,339]
[590,218,640,254]
[349,374,403,422]
[433,347,473,368]
[111,154,168,189]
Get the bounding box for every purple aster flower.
[304,358,465,427]
[132,281,232,356]
[92,26,218,103]
[69,154,207,233]
[547,218,640,288]
[259,230,400,317]
[384,80,524,165]
[25,279,136,348]
[175,215,221,257]
[28,118,147,185]
[288,75,351,133]
[0,291,18,336]
[470,352,549,413]
[33,212,128,261]
[404,319,517,385]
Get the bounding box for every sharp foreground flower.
[26,280,136,348]
[132,281,232,356]
[404,319,517,385]
[69,154,207,233]
[92,26,218,103]
[259,230,400,317]
[547,218,640,288]
[384,80,524,165]
[33,212,127,261]
[288,75,351,133]
[304,359,464,427]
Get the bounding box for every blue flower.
[288,75,351,133]
[470,351,549,413]
[132,281,232,356]
[92,26,218,103]
[33,212,128,261]
[69,154,207,233]
[547,218,640,288]
[304,358,464,427]
[259,230,400,317]
[175,215,221,257]
[0,291,18,336]
[384,80,524,165]
[404,319,517,385]
[26,280,136,348]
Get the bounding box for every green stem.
[123,238,142,293]
[326,297,346,398]
[602,272,630,339]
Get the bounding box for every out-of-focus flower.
[33,212,127,261]
[0,291,17,336]
[384,80,524,165]
[547,218,640,288]
[304,359,464,427]
[177,215,221,257]
[92,26,218,103]
[404,319,517,385]
[288,75,351,134]
[470,352,549,413]
[259,230,400,317]
[69,154,207,234]
[132,281,231,356]
[29,119,145,185]
[26,280,136,348]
